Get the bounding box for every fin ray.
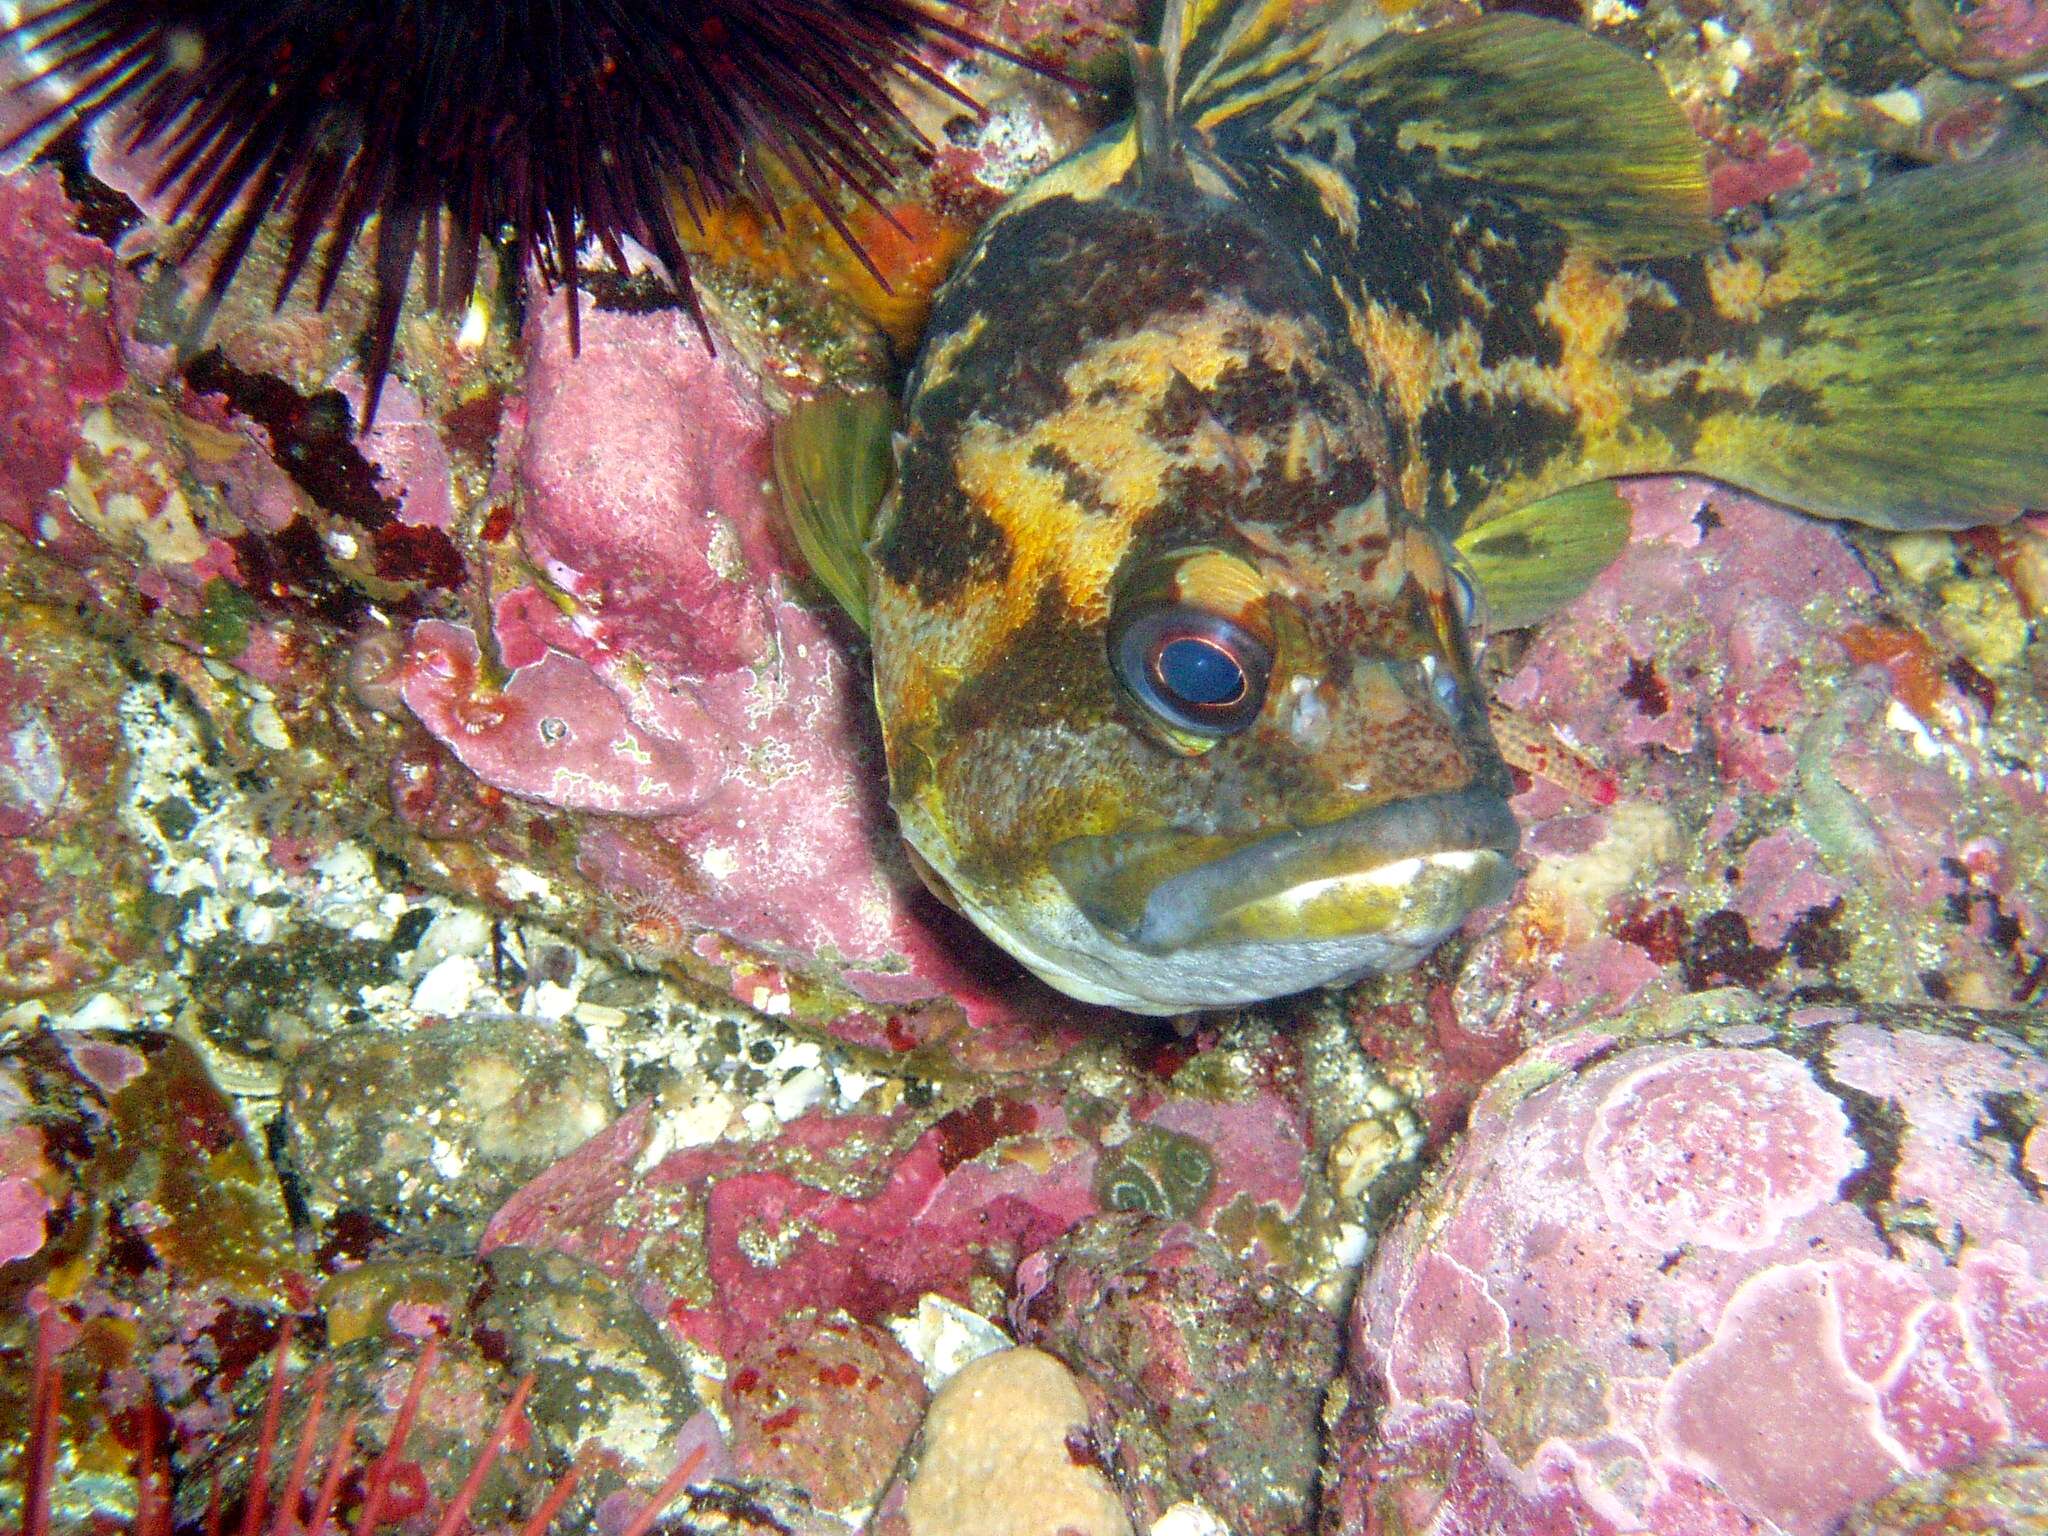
[1680,149,2048,530]
[1203,13,1717,260]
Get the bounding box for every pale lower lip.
[1205,846,1515,948]
[1050,786,1520,954]
[1282,847,1493,900]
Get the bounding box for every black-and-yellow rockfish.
[776,0,2047,1012]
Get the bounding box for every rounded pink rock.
[1332,995,2048,1536]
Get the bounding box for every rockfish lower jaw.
[985,786,1520,1012]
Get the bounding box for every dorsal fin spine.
[1130,41,1179,188]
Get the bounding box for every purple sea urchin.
[1,0,1030,426]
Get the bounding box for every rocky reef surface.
[3,0,2047,1531]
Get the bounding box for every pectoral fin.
[770,390,897,634]
[1455,480,1634,630]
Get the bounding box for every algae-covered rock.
[1330,992,2048,1536]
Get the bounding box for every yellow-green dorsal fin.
[1676,148,2048,531]
[1170,0,1321,121]
[770,390,897,634]
[1455,480,1635,631]
[1212,12,1718,261]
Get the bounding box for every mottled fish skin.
[1229,25,2046,534]
[1234,120,1853,534]
[871,115,1516,1011]
[864,5,2044,1012]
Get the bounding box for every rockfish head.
[866,177,1518,1013]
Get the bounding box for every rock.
[1343,480,2048,1157]
[1838,1441,2048,1533]
[722,1309,927,1513]
[1329,992,2048,1536]
[1906,0,2048,81]
[175,1334,550,1536]
[472,1245,701,1486]
[0,166,125,556]
[880,1347,1132,1536]
[391,291,1064,1058]
[0,1029,303,1533]
[481,1027,1316,1365]
[0,599,153,999]
[1012,1214,1337,1534]
[281,1014,616,1239]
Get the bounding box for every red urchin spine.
[14,1302,704,1536]
[1,0,1048,428]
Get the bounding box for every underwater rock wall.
[3,0,2047,1533]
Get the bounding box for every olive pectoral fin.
[770,389,897,633]
[1454,479,1633,631]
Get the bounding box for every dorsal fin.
[1332,15,1716,259]
[1170,0,1305,113]
[1193,10,1717,261]
[1130,41,1180,187]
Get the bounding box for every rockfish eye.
[1112,604,1272,737]
[1445,554,1488,663]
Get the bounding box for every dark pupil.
[1155,637,1245,706]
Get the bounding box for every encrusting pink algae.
[3,0,2047,1530]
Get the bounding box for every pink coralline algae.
[1707,137,1817,214]
[1342,478,2044,1157]
[1585,1047,1861,1251]
[0,1122,54,1265]
[1910,0,2048,79]
[393,289,1057,1037]
[1431,477,2047,1062]
[1331,994,2048,1536]
[482,1045,1311,1364]
[400,621,714,817]
[0,166,125,554]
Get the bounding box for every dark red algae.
[0,0,1044,428]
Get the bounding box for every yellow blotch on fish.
[775,0,2048,1012]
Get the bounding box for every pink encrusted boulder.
[396,288,1081,1058]
[1329,992,2048,1536]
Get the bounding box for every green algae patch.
[196,578,257,658]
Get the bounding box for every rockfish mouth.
[1047,787,1519,956]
